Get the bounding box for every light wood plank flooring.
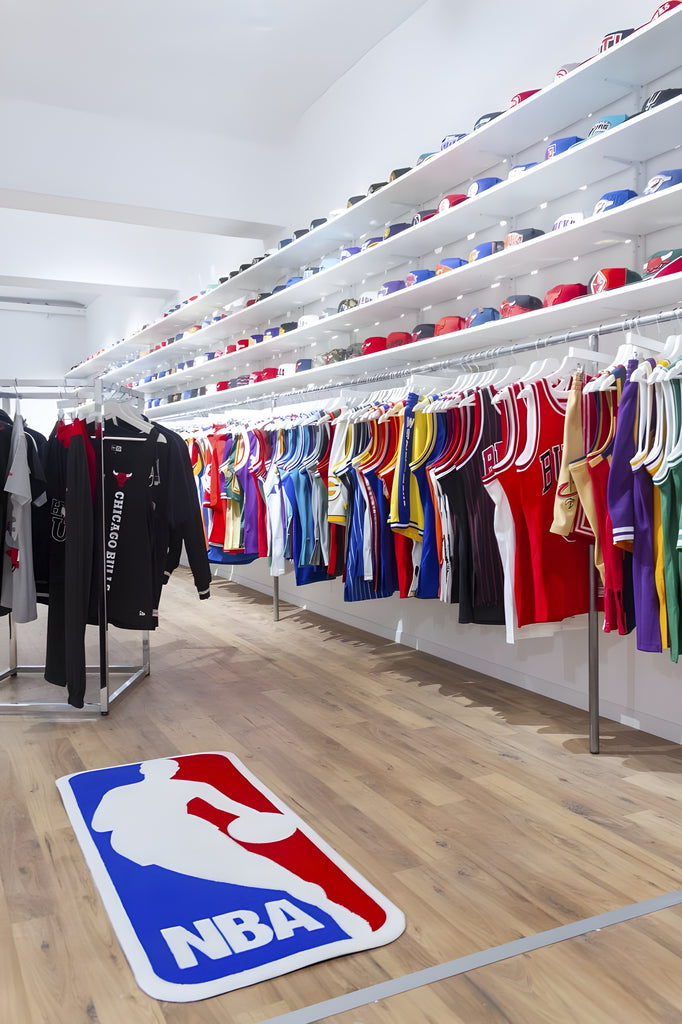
[1,570,682,1023]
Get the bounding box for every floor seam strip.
[260,887,682,1024]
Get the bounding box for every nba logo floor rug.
[56,752,405,1002]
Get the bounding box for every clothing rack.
[0,379,150,716]
[158,304,682,754]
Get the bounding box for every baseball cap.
[384,223,410,239]
[278,238,292,249]
[545,136,583,159]
[340,246,361,260]
[416,152,437,165]
[411,323,436,341]
[378,280,406,297]
[441,133,467,149]
[466,307,501,328]
[310,217,327,230]
[643,169,682,194]
[405,269,436,285]
[367,181,387,194]
[504,228,544,247]
[647,2,681,21]
[436,257,468,274]
[499,294,543,317]
[251,334,264,345]
[361,236,383,250]
[359,291,377,304]
[263,327,283,340]
[389,167,411,181]
[293,228,309,239]
[337,298,358,313]
[239,263,251,272]
[412,209,438,224]
[510,89,541,106]
[298,314,325,328]
[474,111,504,130]
[387,331,413,348]
[599,29,635,52]
[587,114,629,137]
[285,276,303,288]
[555,63,581,79]
[280,322,298,332]
[468,177,502,196]
[255,292,271,302]
[347,194,366,207]
[552,211,584,231]
[508,162,538,180]
[271,285,286,294]
[642,248,682,278]
[319,256,340,270]
[632,89,682,117]
[543,283,588,306]
[438,194,468,213]
[435,316,466,335]
[362,336,388,354]
[593,189,638,214]
[469,241,504,261]
[302,266,320,278]
[588,268,642,293]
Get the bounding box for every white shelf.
[68,7,682,384]
[147,270,682,420]
[96,96,682,391]
[126,182,682,396]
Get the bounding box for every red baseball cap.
[387,331,413,349]
[543,283,588,306]
[588,268,642,293]
[435,316,466,336]
[510,89,541,106]
[362,336,388,355]
[438,194,468,214]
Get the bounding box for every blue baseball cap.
[468,241,504,262]
[361,236,383,250]
[319,256,340,269]
[593,189,638,214]
[285,276,303,288]
[643,169,682,194]
[466,307,501,328]
[340,246,361,260]
[545,136,583,159]
[278,237,293,248]
[441,133,467,149]
[468,177,502,196]
[405,269,436,286]
[435,257,468,274]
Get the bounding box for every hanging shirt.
[2,413,43,622]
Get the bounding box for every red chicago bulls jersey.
[506,378,591,625]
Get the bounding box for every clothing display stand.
[0,378,150,716]
[159,305,682,753]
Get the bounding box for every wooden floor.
[2,570,682,1023]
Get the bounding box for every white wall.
[0,308,88,435]
[282,0,654,224]
[209,0,682,745]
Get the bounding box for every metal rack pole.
[586,333,601,754]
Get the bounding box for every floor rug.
[57,751,405,1002]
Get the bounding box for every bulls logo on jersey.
[114,471,133,487]
[539,445,563,494]
[481,441,504,478]
[51,498,66,542]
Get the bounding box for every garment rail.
[0,380,150,716]
[157,305,682,753]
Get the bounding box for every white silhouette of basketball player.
[91,758,370,938]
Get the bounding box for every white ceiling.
[0,0,428,141]
[0,0,428,313]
